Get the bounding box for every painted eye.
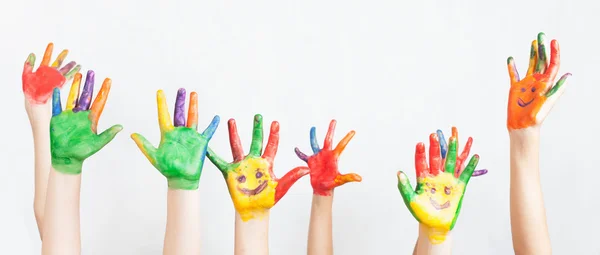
[430,188,436,194]
[445,187,451,195]
[521,88,526,92]
[237,175,246,183]
[531,87,536,92]
[255,171,263,178]
[425,182,431,187]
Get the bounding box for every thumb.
[23,53,35,76]
[334,173,362,186]
[131,132,158,165]
[397,171,416,204]
[95,124,123,149]
[274,166,310,204]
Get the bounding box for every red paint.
[23,65,66,104]
[274,166,310,203]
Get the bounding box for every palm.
[153,128,209,180]
[131,89,219,190]
[51,111,104,161]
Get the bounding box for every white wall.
[1,0,597,254]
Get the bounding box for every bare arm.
[307,194,333,255]
[26,101,52,237]
[235,212,270,255]
[163,189,201,255]
[41,168,81,255]
[509,128,551,254]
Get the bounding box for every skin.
[42,71,120,255]
[506,32,570,254]
[131,89,220,190]
[294,120,361,255]
[50,71,122,175]
[22,43,80,237]
[206,114,310,221]
[131,89,218,255]
[397,130,480,245]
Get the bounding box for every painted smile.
[517,97,535,107]
[430,197,450,210]
[237,181,268,196]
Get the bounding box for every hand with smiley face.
[506,32,571,130]
[207,114,310,221]
[294,120,362,196]
[397,130,480,244]
[131,89,220,190]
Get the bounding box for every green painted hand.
[50,71,122,175]
[131,89,220,190]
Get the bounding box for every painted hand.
[294,120,361,196]
[50,71,122,174]
[507,32,571,130]
[436,127,487,177]
[23,43,81,104]
[131,89,220,190]
[207,114,309,221]
[397,131,480,244]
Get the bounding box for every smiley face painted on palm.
[516,76,543,107]
[411,172,465,228]
[227,157,276,202]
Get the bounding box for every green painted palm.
[131,89,219,190]
[50,71,122,174]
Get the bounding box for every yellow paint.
[156,90,174,132]
[66,73,81,110]
[410,172,465,243]
[226,157,278,221]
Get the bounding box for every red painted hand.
[22,42,81,104]
[295,120,362,196]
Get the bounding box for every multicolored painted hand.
[23,43,81,104]
[207,114,310,221]
[397,129,480,244]
[131,89,220,190]
[294,120,361,196]
[436,128,487,177]
[507,32,571,130]
[50,71,122,174]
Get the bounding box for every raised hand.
[507,32,571,130]
[397,131,480,244]
[50,71,122,174]
[23,43,81,104]
[131,89,220,190]
[294,120,361,196]
[207,114,309,221]
[436,127,487,177]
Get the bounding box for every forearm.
[41,168,81,255]
[307,194,333,255]
[163,189,201,255]
[235,211,269,255]
[509,128,551,254]
[415,224,452,255]
[26,102,52,237]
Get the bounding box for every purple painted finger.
[74,70,95,112]
[174,88,186,127]
[294,147,309,162]
[59,61,76,74]
[472,169,488,177]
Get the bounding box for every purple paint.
[59,61,76,74]
[294,147,309,162]
[173,88,186,127]
[472,169,488,177]
[74,70,95,112]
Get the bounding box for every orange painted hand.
[507,32,571,130]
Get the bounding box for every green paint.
[50,111,122,174]
[249,114,263,156]
[507,56,513,65]
[132,127,211,190]
[444,139,457,173]
[546,73,571,97]
[535,32,547,73]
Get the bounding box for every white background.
[0,0,598,254]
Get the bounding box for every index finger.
[40,43,54,67]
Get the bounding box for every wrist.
[167,178,200,190]
[51,158,83,175]
[418,224,452,245]
[509,126,540,141]
[235,212,270,255]
[416,224,453,254]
